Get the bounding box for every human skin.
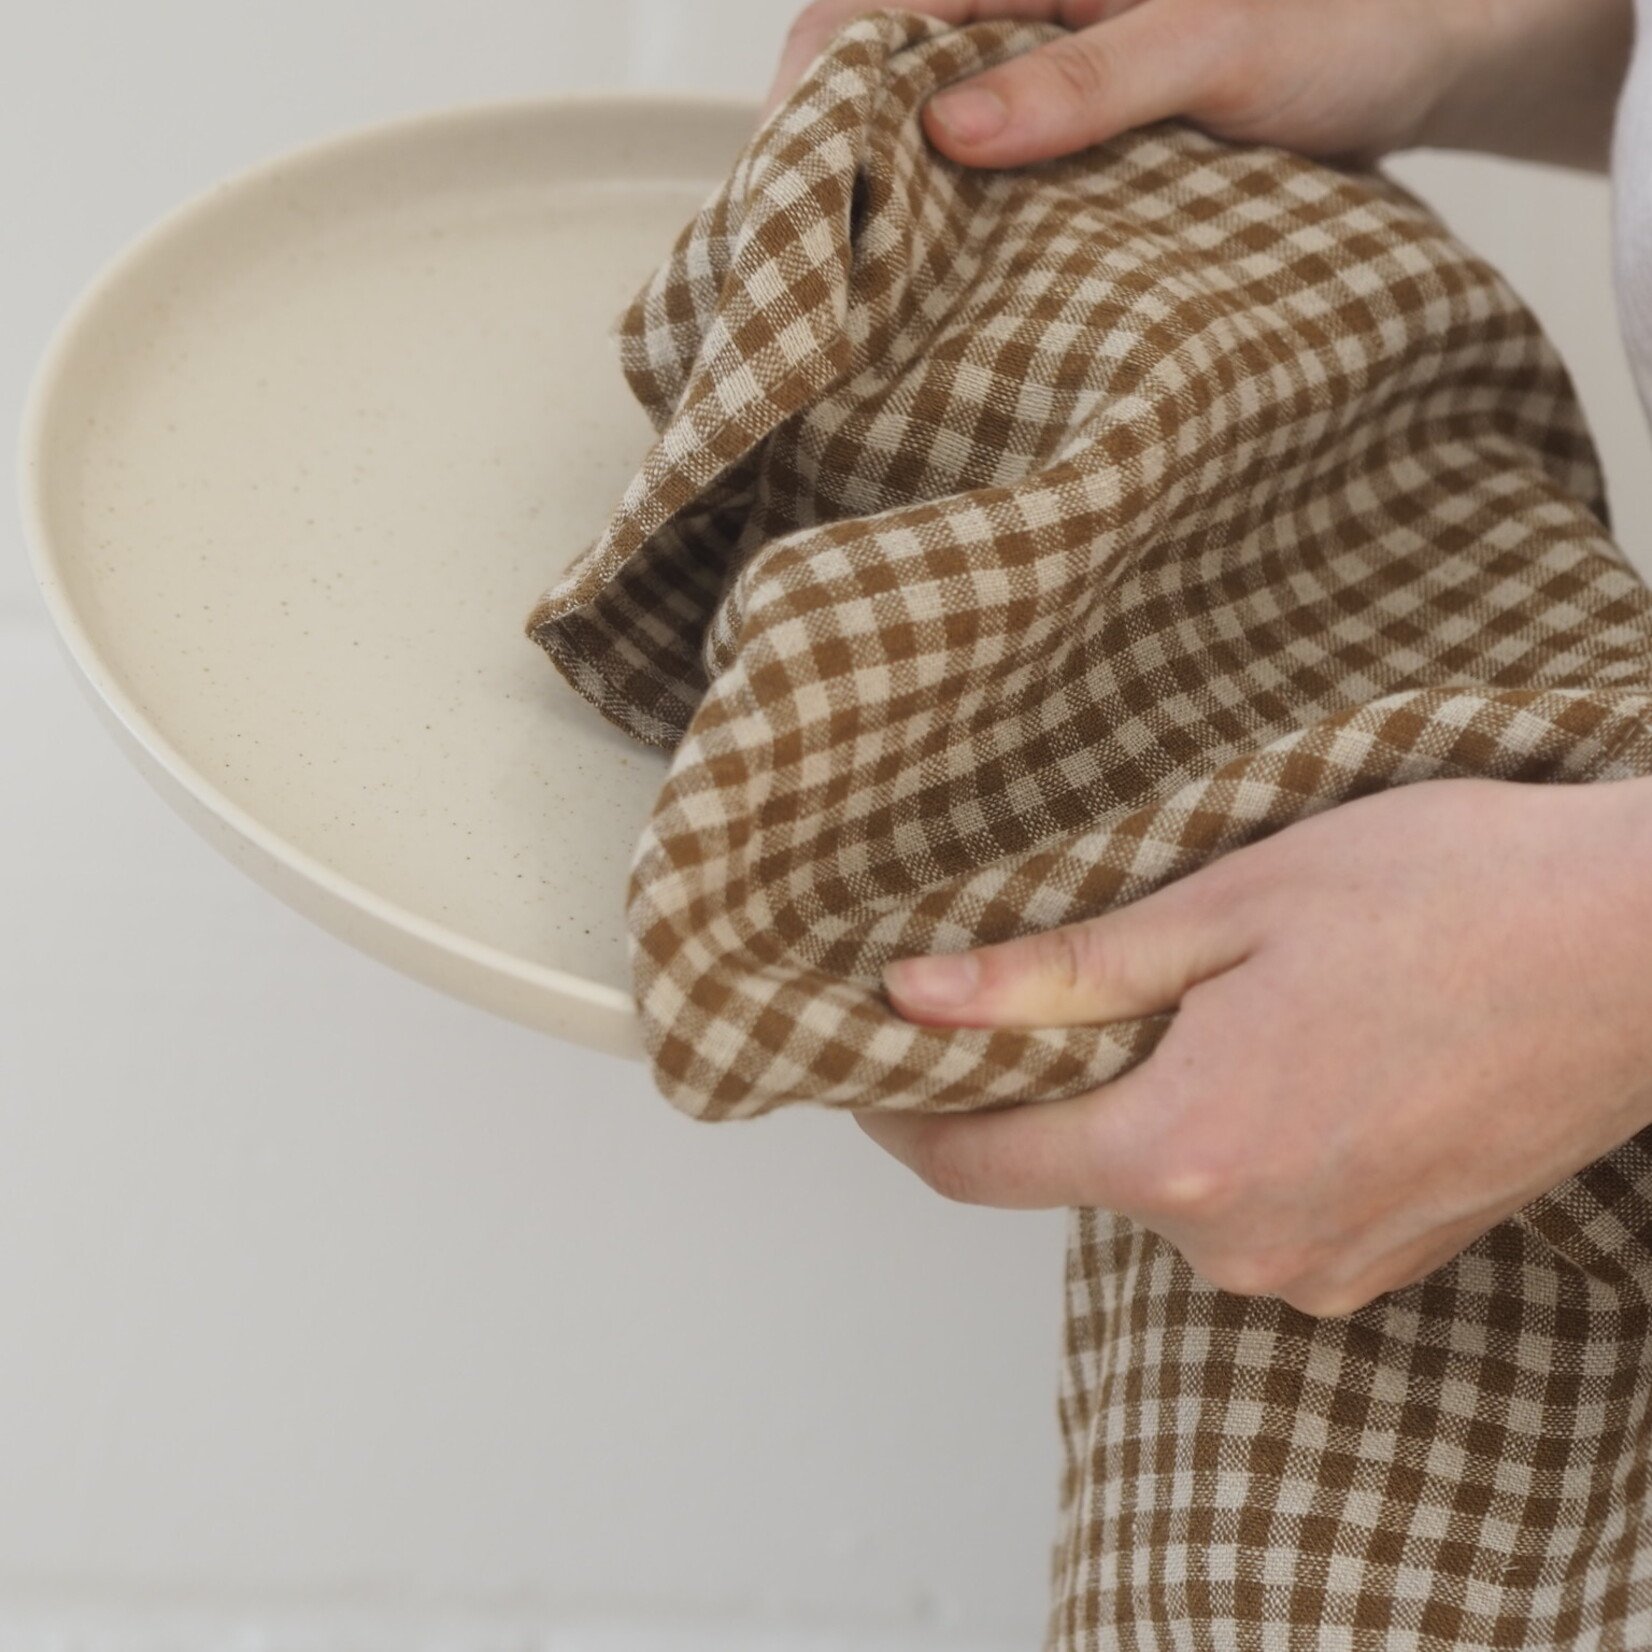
[764,0,1648,1317]
[869,778,1652,1318]
[763,0,1634,172]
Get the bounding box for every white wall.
[5,6,1648,1651]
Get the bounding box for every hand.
[763,0,1632,173]
[863,776,1652,1317]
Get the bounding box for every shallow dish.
[20,94,756,1058]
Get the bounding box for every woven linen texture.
[525,11,1652,1647]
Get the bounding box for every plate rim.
[16,88,760,1045]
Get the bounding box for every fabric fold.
[526,9,1652,1125]
[525,11,1044,746]
[523,11,1652,1650]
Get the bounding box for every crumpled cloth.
[526,11,1652,1648]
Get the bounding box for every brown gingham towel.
[525,11,1652,1647]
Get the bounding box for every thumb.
[922,1,1216,168]
[882,856,1257,1028]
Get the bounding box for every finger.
[759,0,1132,121]
[882,855,1258,1028]
[922,0,1221,167]
[855,1059,1164,1209]
[761,0,973,119]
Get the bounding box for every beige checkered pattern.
[525,10,1652,1646]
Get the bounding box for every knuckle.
[1032,921,1105,999]
[1195,1247,1294,1300]
[1133,1122,1249,1219]
[1192,0,1265,80]
[1195,840,1273,924]
[1139,1155,1234,1220]
[1036,35,1110,109]
[1047,925,1090,995]
[1281,1280,1372,1320]
[786,0,843,44]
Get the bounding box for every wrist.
[1415,0,1634,170]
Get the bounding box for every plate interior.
[28,99,755,1028]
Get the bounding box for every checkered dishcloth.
[527,11,1652,1647]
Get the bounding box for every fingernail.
[884,951,981,1008]
[927,85,1009,144]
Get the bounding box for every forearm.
[1425,0,1635,171]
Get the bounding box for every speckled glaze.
[19,95,755,1058]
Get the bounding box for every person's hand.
[863,775,1652,1317]
[763,0,1632,173]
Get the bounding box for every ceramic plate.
[20,94,757,1059]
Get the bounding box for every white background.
[5,4,1649,1649]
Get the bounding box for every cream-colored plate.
[20,95,757,1059]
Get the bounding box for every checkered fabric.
[524,10,1652,1647]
